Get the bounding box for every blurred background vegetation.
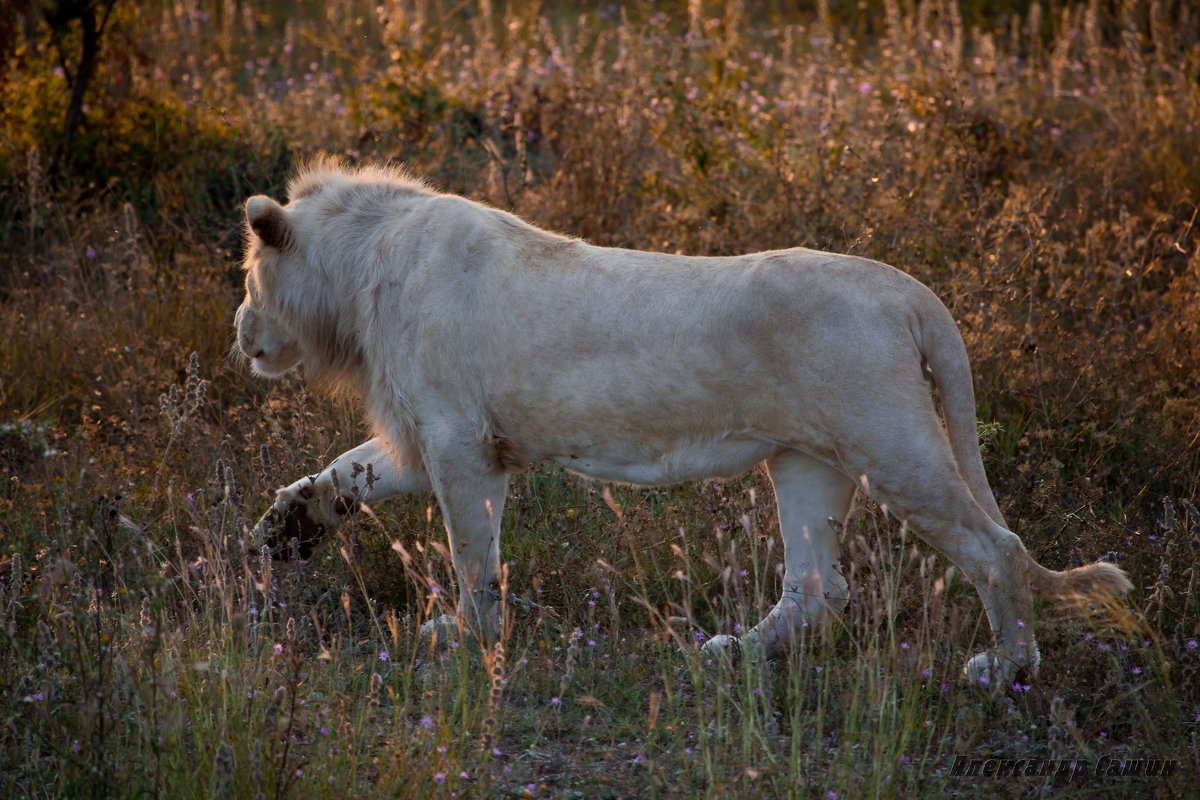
[1,1,1197,797]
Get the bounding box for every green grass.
[2,1,1199,797]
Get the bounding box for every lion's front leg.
[419,441,508,644]
[256,437,431,559]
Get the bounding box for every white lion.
[236,160,1130,685]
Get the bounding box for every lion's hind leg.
[703,451,855,662]
[908,504,1042,688]
[849,426,1042,688]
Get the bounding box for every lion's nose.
[253,349,266,359]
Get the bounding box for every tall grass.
[1,1,1198,797]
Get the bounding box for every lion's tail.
[916,300,1007,526]
[1024,560,1133,607]
[918,298,1133,611]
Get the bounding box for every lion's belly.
[551,435,779,486]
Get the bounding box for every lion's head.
[235,284,305,380]
[235,191,367,398]
[235,195,307,378]
[234,160,441,395]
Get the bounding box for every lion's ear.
[245,195,294,251]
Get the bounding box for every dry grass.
[1,1,1198,797]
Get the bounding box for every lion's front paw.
[254,501,324,560]
[418,614,462,652]
[699,633,773,667]
[255,481,355,560]
[699,634,743,665]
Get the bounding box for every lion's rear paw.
[419,614,462,653]
[963,647,1040,689]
